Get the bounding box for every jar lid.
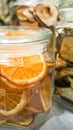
[0,26,52,44]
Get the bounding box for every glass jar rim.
[0,26,52,44]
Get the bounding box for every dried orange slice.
[40,76,52,112]
[0,115,12,124]
[0,119,6,124]
[0,76,40,90]
[0,77,29,116]
[7,113,34,127]
[25,87,44,114]
[0,54,48,87]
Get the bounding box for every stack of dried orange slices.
[0,53,53,127]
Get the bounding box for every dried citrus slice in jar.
[25,76,52,114]
[25,87,44,114]
[0,53,48,90]
[7,112,34,127]
[0,76,29,117]
[40,76,52,112]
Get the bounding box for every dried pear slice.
[7,114,34,127]
[40,76,52,112]
[34,4,59,27]
[16,6,35,22]
[56,53,67,69]
[57,87,73,102]
[60,36,73,63]
[15,6,28,21]
[68,77,73,89]
[22,7,35,22]
[55,68,73,80]
[56,53,73,69]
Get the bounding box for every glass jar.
[0,26,54,130]
[60,0,73,9]
[54,8,73,111]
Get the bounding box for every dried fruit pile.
[55,28,73,102]
[11,4,59,28]
[0,52,53,127]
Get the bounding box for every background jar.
[0,26,55,130]
[60,0,73,9]
[55,8,73,111]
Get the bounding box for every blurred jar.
[0,26,55,130]
[16,0,61,7]
[55,8,73,110]
[60,0,73,9]
[43,0,61,7]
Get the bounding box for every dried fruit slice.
[7,113,34,127]
[0,77,29,116]
[25,87,44,114]
[57,87,73,102]
[0,115,12,124]
[55,68,73,80]
[56,53,67,69]
[0,76,40,90]
[34,4,59,27]
[60,36,73,63]
[16,6,28,21]
[16,6,35,22]
[40,76,52,112]
[68,77,73,89]
[0,54,47,86]
[0,120,6,124]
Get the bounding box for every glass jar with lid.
[0,26,55,130]
[55,8,73,111]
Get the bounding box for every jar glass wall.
[0,26,55,130]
